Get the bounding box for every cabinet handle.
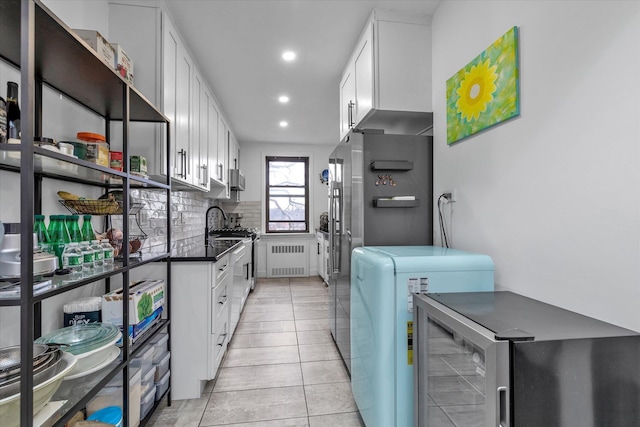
[202,164,208,185]
[217,333,227,347]
[219,263,228,272]
[177,149,185,178]
[317,242,320,255]
[218,295,227,305]
[218,163,223,180]
[498,386,509,426]
[348,100,355,128]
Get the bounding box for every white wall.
[42,0,110,37]
[432,1,640,331]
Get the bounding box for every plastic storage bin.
[153,351,170,381]
[87,365,142,427]
[140,385,156,420]
[150,333,168,363]
[155,369,170,401]
[132,345,154,377]
[140,365,155,396]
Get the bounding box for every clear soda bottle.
[80,240,95,277]
[101,239,114,270]
[91,239,104,272]
[62,242,82,281]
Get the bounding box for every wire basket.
[59,200,144,216]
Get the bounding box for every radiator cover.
[266,242,309,277]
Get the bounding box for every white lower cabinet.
[171,253,232,400]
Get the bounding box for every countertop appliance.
[413,291,640,427]
[350,246,494,427]
[328,129,433,373]
[0,223,57,278]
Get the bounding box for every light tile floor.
[148,277,364,427]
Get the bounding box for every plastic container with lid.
[77,132,109,167]
[132,344,154,375]
[154,369,170,401]
[140,365,155,397]
[150,333,169,363]
[153,351,170,382]
[87,365,141,427]
[140,384,155,420]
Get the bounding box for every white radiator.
[266,242,309,277]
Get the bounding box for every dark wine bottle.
[6,81,20,140]
[0,96,6,143]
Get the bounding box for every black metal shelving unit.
[0,1,172,425]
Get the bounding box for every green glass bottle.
[81,215,96,242]
[33,214,50,250]
[48,215,66,269]
[66,215,83,243]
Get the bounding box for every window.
[266,156,309,233]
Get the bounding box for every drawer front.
[214,283,228,328]
[212,307,228,362]
[214,254,231,286]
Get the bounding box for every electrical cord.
[438,194,450,248]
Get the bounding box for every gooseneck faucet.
[205,205,228,246]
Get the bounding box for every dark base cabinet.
[413,292,640,427]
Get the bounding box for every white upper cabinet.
[339,9,432,138]
[109,1,237,194]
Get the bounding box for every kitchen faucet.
[205,205,228,246]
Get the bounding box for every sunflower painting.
[446,26,520,145]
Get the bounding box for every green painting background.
[446,26,520,145]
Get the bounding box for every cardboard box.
[111,43,134,85]
[102,279,165,327]
[74,29,115,69]
[130,155,148,174]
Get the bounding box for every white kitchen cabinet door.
[338,10,432,135]
[217,116,230,199]
[354,21,374,125]
[339,63,355,141]
[170,262,211,400]
[192,68,210,190]
[198,86,211,191]
[208,99,222,186]
[316,232,324,280]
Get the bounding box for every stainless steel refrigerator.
[328,129,433,373]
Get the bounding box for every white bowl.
[66,331,121,378]
[0,352,77,427]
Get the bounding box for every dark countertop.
[171,235,241,262]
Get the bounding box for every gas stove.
[208,228,258,240]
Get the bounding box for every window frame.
[265,155,310,233]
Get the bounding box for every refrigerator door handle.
[346,229,352,243]
[497,386,510,427]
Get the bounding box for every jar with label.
[109,151,123,171]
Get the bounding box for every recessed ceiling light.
[282,51,296,61]
[278,95,289,103]
[279,121,289,128]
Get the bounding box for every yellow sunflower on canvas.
[447,26,520,144]
[455,59,498,122]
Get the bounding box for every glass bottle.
[80,241,95,277]
[33,214,50,251]
[101,239,114,270]
[91,239,104,272]
[66,215,83,243]
[62,242,82,281]
[81,215,96,242]
[48,215,66,268]
[6,81,20,140]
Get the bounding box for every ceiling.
[164,0,441,146]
